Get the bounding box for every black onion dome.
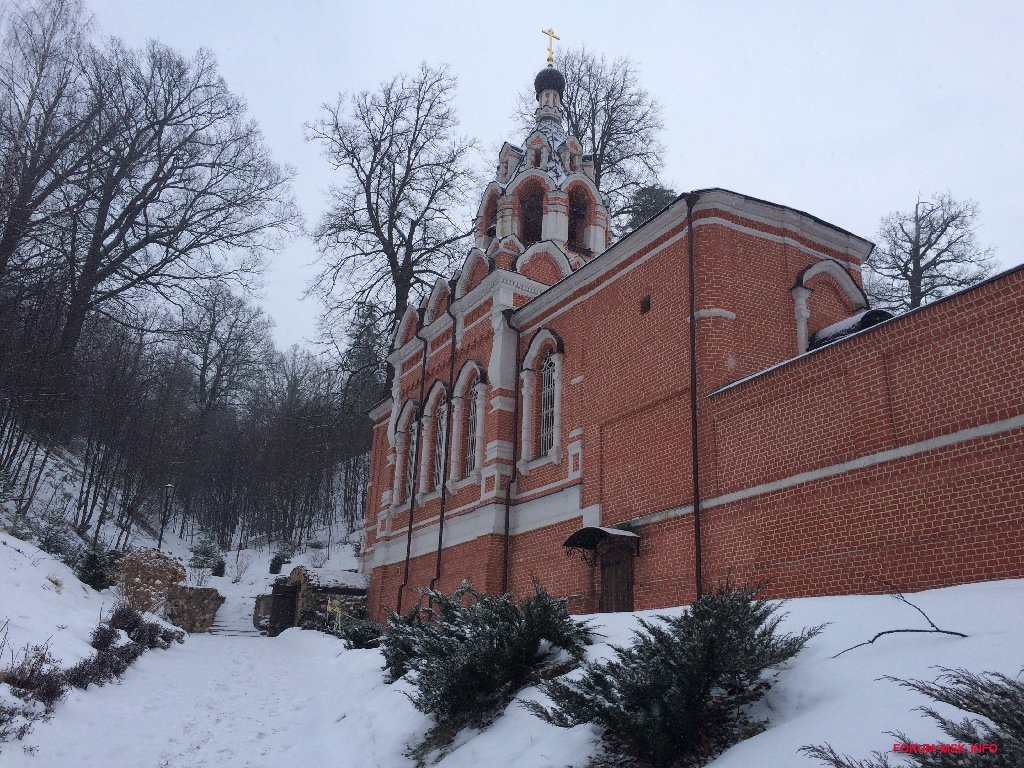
[534,65,565,99]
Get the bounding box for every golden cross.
[541,28,560,65]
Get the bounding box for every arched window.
[519,184,544,246]
[404,422,418,503]
[432,398,447,490]
[568,187,591,252]
[464,385,479,475]
[539,351,557,454]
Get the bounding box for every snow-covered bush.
[230,553,252,584]
[269,553,285,574]
[308,547,329,568]
[114,548,186,612]
[0,643,66,710]
[75,547,112,590]
[334,618,383,649]
[65,607,184,693]
[802,667,1024,768]
[210,557,226,577]
[527,583,823,768]
[389,582,592,730]
[381,604,427,682]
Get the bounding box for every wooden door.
[600,546,634,613]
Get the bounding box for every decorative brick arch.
[424,278,451,325]
[449,361,487,482]
[455,249,492,299]
[516,244,572,285]
[394,306,420,350]
[792,259,868,353]
[519,328,565,471]
[475,184,501,243]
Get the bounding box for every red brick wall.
[364,194,1023,620]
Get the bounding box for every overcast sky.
[86,0,1024,349]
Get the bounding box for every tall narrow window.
[539,351,556,454]
[465,385,479,475]
[432,398,447,491]
[404,424,418,503]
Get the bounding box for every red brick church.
[360,61,1024,619]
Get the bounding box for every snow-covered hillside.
[0,531,115,668]
[2,577,1021,768]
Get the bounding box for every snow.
[0,531,113,667]
[2,576,1021,767]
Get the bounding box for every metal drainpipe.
[396,309,429,614]
[684,192,704,598]
[429,281,460,591]
[500,308,522,595]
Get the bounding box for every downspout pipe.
[500,308,522,595]
[396,308,429,614]
[430,281,460,591]
[684,192,704,598]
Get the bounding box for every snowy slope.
[0,531,114,667]
[3,579,1021,768]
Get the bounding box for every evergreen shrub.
[269,553,285,574]
[210,557,226,577]
[188,535,221,569]
[75,548,111,590]
[383,582,592,727]
[334,618,383,650]
[802,667,1024,768]
[526,583,823,768]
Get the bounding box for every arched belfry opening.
[567,186,592,254]
[518,182,545,246]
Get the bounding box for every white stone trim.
[570,375,585,385]
[484,440,515,462]
[369,485,585,567]
[489,395,515,412]
[689,308,737,322]
[793,258,869,353]
[518,368,535,470]
[517,241,573,280]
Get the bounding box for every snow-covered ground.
[2,573,1021,768]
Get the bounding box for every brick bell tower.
[475,56,611,270]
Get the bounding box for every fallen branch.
[833,582,967,658]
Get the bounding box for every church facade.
[360,64,1024,619]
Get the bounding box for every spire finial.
[541,28,560,65]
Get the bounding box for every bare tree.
[46,39,297,383]
[179,282,274,414]
[0,0,96,298]
[517,46,665,231]
[307,62,478,341]
[866,193,996,312]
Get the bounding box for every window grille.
[432,398,447,490]
[540,352,557,454]
[465,385,479,475]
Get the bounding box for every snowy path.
[3,631,429,768]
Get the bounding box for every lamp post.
[157,483,175,550]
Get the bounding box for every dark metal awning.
[563,526,639,550]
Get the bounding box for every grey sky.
[86,0,1024,349]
